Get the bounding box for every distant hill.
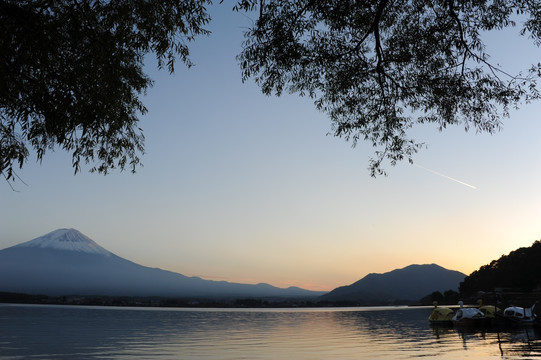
[319,264,466,304]
[0,229,325,299]
[459,240,541,295]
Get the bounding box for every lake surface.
[1,304,541,359]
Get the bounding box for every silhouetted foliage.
[459,240,541,295]
[4,1,541,180]
[1,0,211,181]
[236,0,541,175]
[430,291,444,303]
[443,289,459,304]
[419,289,459,305]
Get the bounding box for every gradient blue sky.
[2,5,541,291]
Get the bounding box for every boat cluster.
[429,300,540,328]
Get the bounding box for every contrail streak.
[414,164,477,189]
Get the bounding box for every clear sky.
[2,5,541,291]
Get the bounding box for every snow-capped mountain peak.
[16,228,112,256]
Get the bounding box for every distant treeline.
[0,292,328,308]
[418,290,460,306]
[0,291,431,308]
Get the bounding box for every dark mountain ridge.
[0,229,324,299]
[459,240,541,295]
[320,264,466,304]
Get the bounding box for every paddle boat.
[503,303,537,326]
[477,299,501,326]
[452,301,485,327]
[428,301,454,326]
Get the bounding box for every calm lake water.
[1,304,541,359]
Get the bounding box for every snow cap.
[16,228,112,256]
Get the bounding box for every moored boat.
[477,299,501,326]
[503,304,537,326]
[428,301,454,326]
[452,301,485,327]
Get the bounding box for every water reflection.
[430,324,541,358]
[2,304,541,359]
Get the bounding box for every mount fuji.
[0,229,324,298]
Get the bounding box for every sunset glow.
[2,5,541,292]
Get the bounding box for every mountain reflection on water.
[1,304,541,359]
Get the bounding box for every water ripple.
[2,304,541,359]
